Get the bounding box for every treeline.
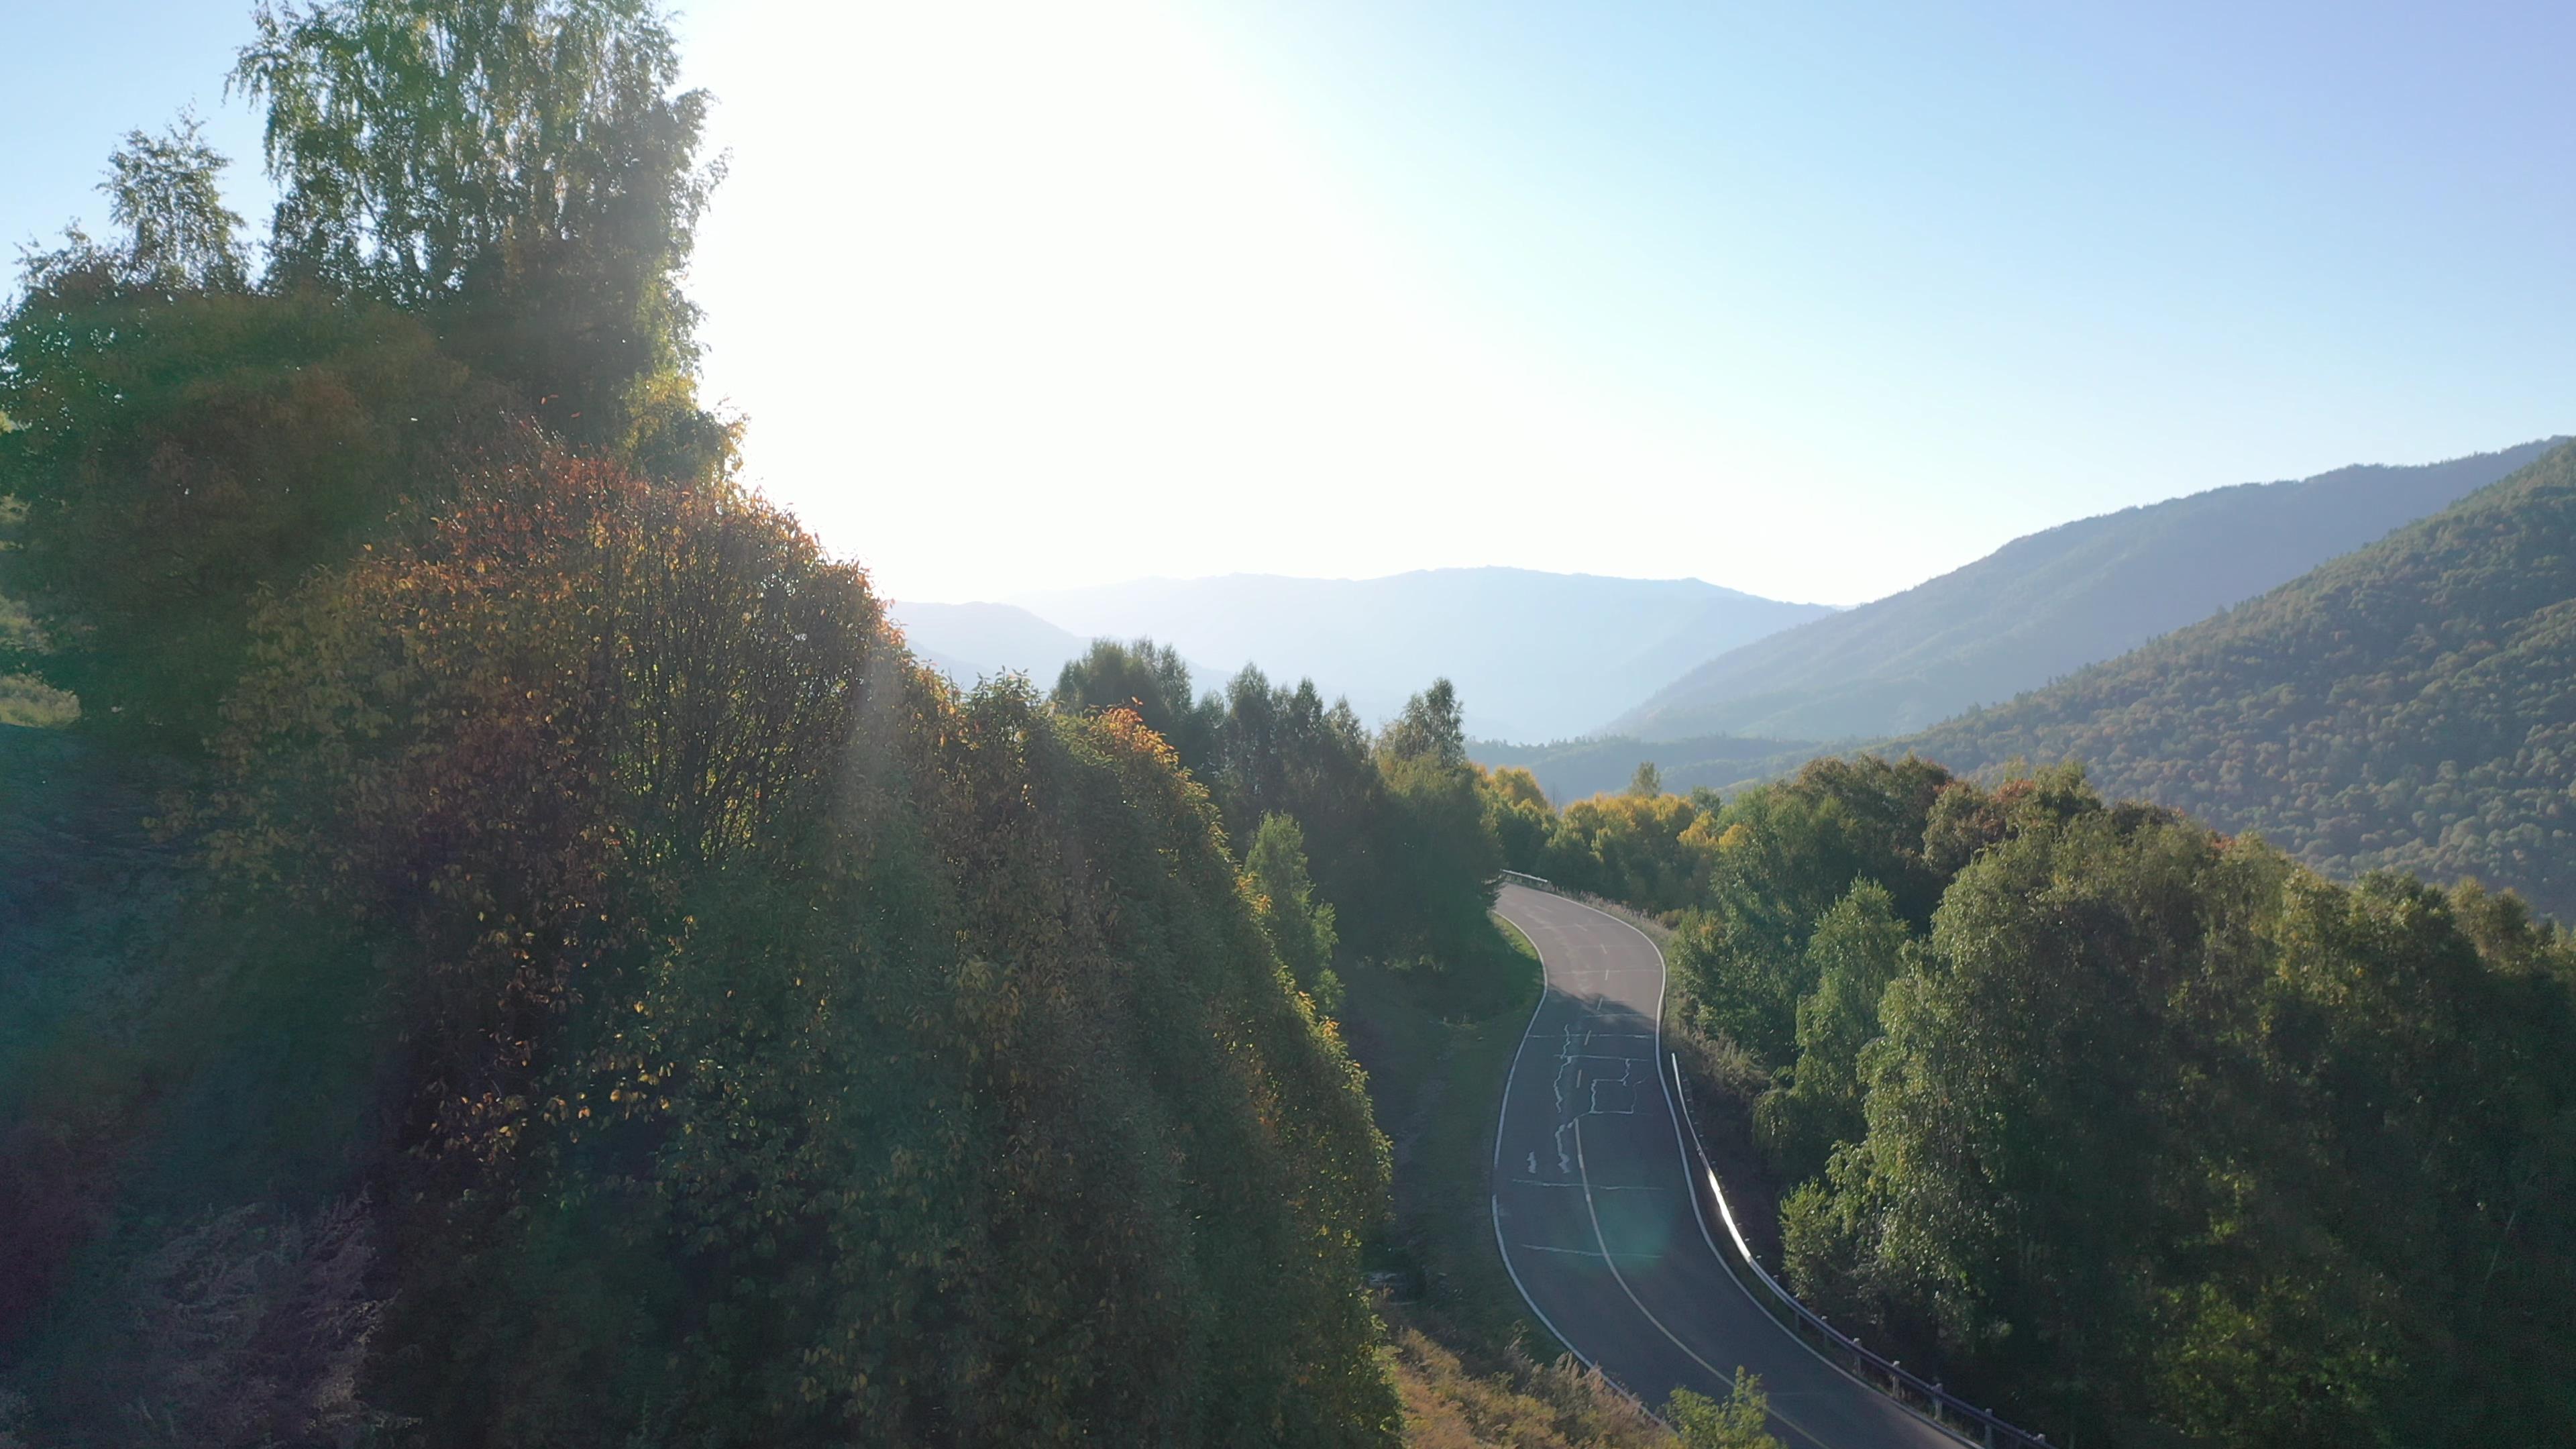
[0,2,1424,1443]
[1486,761,1725,915]
[1051,640,1503,996]
[1502,755,2576,1446]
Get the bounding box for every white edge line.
[1539,888,1973,1449]
[1570,1116,1836,1449]
[1665,1055,1980,1447]
[1489,892,1613,1386]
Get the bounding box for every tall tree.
[1246,812,1343,1013]
[1373,679,1500,965]
[97,113,248,290]
[231,0,728,472]
[1053,637,1219,765]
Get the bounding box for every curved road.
[1491,883,1957,1449]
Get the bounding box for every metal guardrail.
[1498,868,2053,1449]
[1666,1055,2055,1449]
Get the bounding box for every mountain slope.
[1468,732,1815,802]
[1611,440,2565,743]
[1012,567,1835,741]
[1902,439,2576,920]
[890,599,1090,683]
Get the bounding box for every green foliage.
[1248,812,1344,1013]
[1664,1371,1780,1449]
[98,112,249,290]
[1334,916,1544,1367]
[5,443,1404,1443]
[1731,773,2576,1447]
[1470,733,1815,804]
[1374,680,1504,970]
[0,276,492,747]
[1381,677,1469,769]
[1750,881,1909,1181]
[1,6,1415,1434]
[233,0,727,466]
[1481,763,1554,873]
[1055,654,1513,987]
[1054,635,1221,765]
[1668,755,1952,1066]
[1536,787,1716,914]
[1909,438,2576,922]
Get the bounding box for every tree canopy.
[0,6,1414,1440]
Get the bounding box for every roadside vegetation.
[1497,753,2576,1448]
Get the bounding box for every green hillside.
[1468,731,1815,802]
[1906,439,2576,920]
[0,7,1421,1440]
[1613,441,2563,743]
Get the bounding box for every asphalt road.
[1490,883,1960,1449]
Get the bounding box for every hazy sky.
[8,1,2573,606]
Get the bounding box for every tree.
[1670,755,1954,1067]
[99,113,248,290]
[1540,788,1713,914]
[1246,813,1343,1014]
[1627,760,1662,797]
[1666,1371,1780,1448]
[231,0,728,470]
[170,446,1404,1443]
[1483,765,1556,875]
[0,274,491,746]
[1053,637,1219,765]
[1379,677,1466,769]
[1753,881,1910,1181]
[1375,680,1501,967]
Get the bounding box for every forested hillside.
[1489,758,2576,1447]
[1611,441,2561,742]
[1468,732,1813,802]
[1905,439,2576,920]
[0,3,1428,1442]
[1012,567,1835,741]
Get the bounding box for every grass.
[1382,1309,1673,1449]
[1340,916,1547,1354]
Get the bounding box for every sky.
[6,1,2573,608]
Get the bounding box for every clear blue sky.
[7,1,2571,606]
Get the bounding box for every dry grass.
[1385,1304,1676,1449]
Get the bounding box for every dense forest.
[1905,439,2576,922]
[1494,757,2576,1447]
[0,2,1568,1442]
[1610,441,2560,743]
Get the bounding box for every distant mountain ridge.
[1900,438,2576,921]
[888,600,1090,684]
[1609,439,2567,743]
[1000,567,1835,741]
